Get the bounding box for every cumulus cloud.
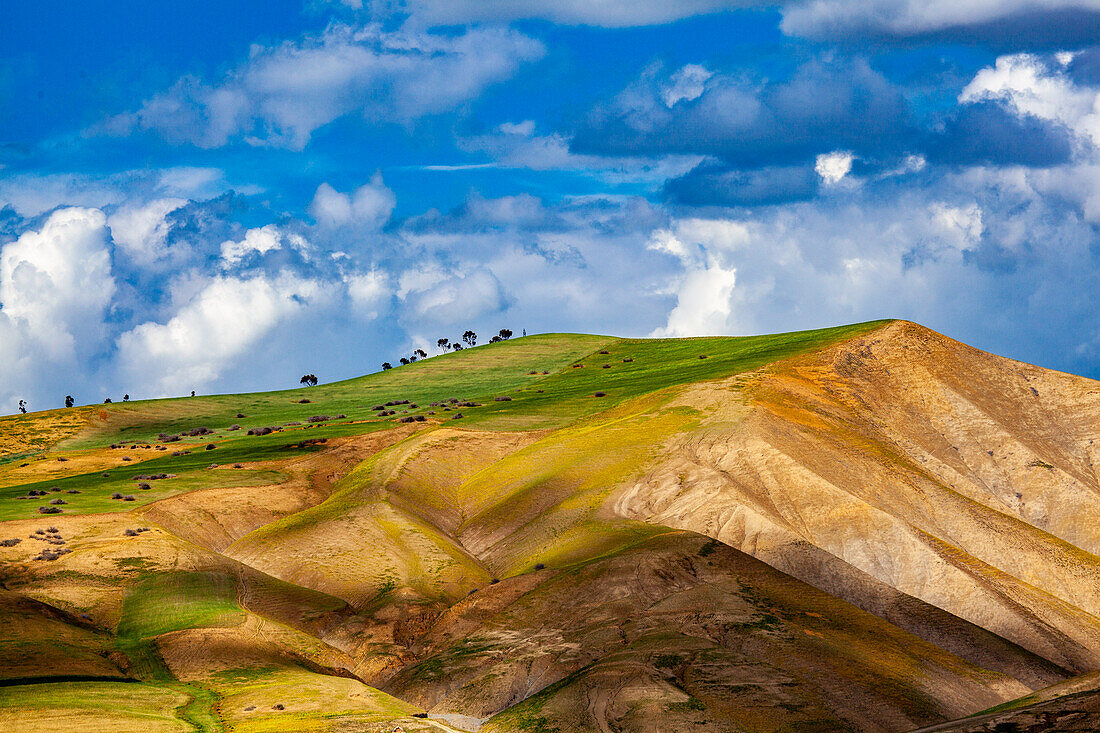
[396,265,507,328]
[116,273,323,395]
[572,58,914,169]
[108,198,188,267]
[961,53,1100,145]
[0,208,116,411]
[645,163,1100,378]
[309,174,395,228]
[815,151,855,184]
[219,225,310,266]
[103,24,544,150]
[346,269,390,319]
[0,208,115,360]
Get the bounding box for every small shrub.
[489,578,500,585]
[298,399,311,404]
[452,413,464,419]
[38,506,62,514]
[534,563,545,570]
[284,421,302,426]
[121,456,131,461]
[122,495,135,502]
[414,415,426,422]
[247,427,275,436]
[27,489,47,497]
[572,364,584,368]
[494,396,512,402]
[66,490,81,494]
[123,529,139,536]
[138,483,151,491]
[413,713,428,719]
[111,492,123,500]
[599,350,609,354]
[227,424,240,431]
[208,464,218,469]
[0,539,21,547]
[171,451,189,456]
[601,364,611,369]
[272,704,285,711]
[307,415,331,423]
[158,433,181,442]
[184,427,213,436]
[622,357,633,363]
[594,392,606,397]
[205,443,216,450]
[335,413,346,418]
[236,413,245,418]
[399,416,416,423]
[49,498,67,505]
[371,405,384,411]
[233,463,243,469]
[698,354,708,359]
[56,457,68,462]
[49,487,61,492]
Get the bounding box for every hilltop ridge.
[2,319,1100,733]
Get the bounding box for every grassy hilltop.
[3,319,1100,733]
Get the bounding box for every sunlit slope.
[615,321,1100,674]
[5,319,1100,732]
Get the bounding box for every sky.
[2,0,1100,412]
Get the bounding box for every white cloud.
[397,265,506,327]
[0,208,115,361]
[219,225,309,266]
[815,151,855,184]
[105,24,544,150]
[116,273,322,395]
[309,173,395,228]
[108,198,188,267]
[961,53,1100,145]
[0,208,117,411]
[346,269,390,319]
[661,64,713,106]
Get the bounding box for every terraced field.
[3,321,1100,731]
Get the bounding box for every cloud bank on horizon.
[2,0,1100,412]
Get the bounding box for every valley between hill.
[2,320,1099,732]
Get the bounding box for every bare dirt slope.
[6,323,1100,732]
[616,321,1100,680]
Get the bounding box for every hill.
[2,320,1099,732]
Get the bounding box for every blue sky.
[3,0,1100,411]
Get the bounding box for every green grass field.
[0,321,898,733]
